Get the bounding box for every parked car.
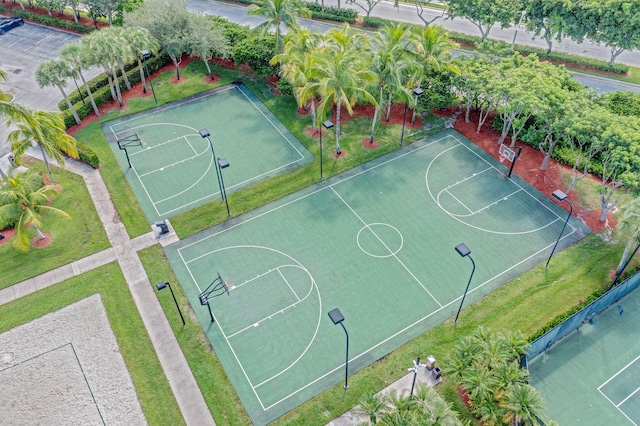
[0,17,24,35]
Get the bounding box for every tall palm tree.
[274,29,324,132]
[123,27,160,94]
[6,105,78,185]
[0,170,70,252]
[311,25,376,155]
[367,23,412,142]
[408,25,458,124]
[248,0,312,55]
[60,43,101,117]
[111,27,135,91]
[35,59,81,125]
[82,31,120,105]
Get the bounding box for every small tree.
[0,170,70,252]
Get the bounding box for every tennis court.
[529,285,640,425]
[101,83,314,223]
[164,129,590,425]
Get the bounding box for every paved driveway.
[0,20,86,156]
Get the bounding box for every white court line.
[597,353,640,424]
[279,268,301,302]
[186,245,323,411]
[236,85,306,160]
[179,136,447,253]
[107,87,309,218]
[446,189,473,214]
[329,187,443,308]
[426,141,570,235]
[177,133,585,412]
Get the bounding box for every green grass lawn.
[0,262,185,426]
[0,161,110,289]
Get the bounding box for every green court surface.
[529,287,640,425]
[164,130,590,425]
[101,83,313,223]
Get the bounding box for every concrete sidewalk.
[1,152,214,426]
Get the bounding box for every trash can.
[155,220,169,235]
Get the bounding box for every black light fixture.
[156,281,185,326]
[217,158,231,216]
[328,308,349,389]
[319,120,334,179]
[200,128,229,216]
[141,49,157,104]
[401,87,424,145]
[545,190,572,268]
[454,243,476,324]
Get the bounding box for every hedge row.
[362,16,389,28]
[449,31,630,74]
[0,5,94,34]
[305,2,356,23]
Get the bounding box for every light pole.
[328,308,349,389]
[511,11,527,52]
[217,157,231,216]
[408,357,425,399]
[319,120,333,179]
[156,281,185,326]
[401,88,424,146]
[454,243,476,324]
[141,50,157,104]
[545,190,572,268]
[199,128,226,206]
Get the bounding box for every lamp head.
[199,128,210,139]
[322,120,334,129]
[141,50,151,59]
[455,243,471,257]
[328,308,344,324]
[413,88,424,97]
[156,281,169,291]
[552,190,568,201]
[217,158,230,169]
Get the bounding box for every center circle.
[357,223,403,258]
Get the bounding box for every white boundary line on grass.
[177,133,585,413]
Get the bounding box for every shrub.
[362,16,388,28]
[212,17,251,44]
[232,34,278,78]
[275,78,293,97]
[75,140,100,168]
[305,2,356,23]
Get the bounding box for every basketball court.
[100,83,314,223]
[164,129,590,425]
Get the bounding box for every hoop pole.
[507,147,522,178]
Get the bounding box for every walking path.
[0,152,215,426]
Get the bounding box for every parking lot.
[0,19,90,156]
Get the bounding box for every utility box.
[425,355,437,370]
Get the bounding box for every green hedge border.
[0,5,94,34]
